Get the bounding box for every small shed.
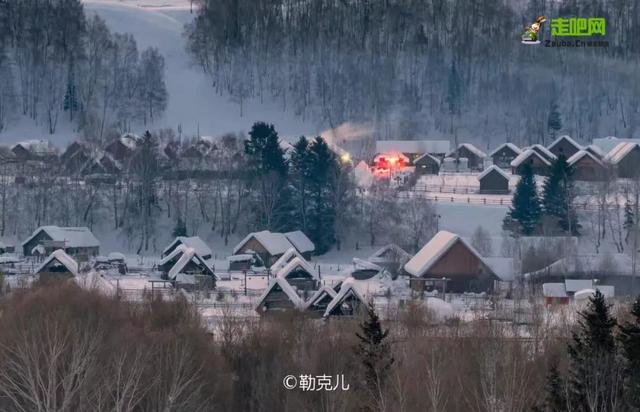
[548,135,582,159]
[404,231,498,293]
[449,144,486,171]
[36,249,78,278]
[510,149,551,176]
[413,153,441,175]
[568,150,607,181]
[478,165,510,194]
[490,143,521,169]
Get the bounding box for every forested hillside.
[0,0,168,141]
[187,0,640,146]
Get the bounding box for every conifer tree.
[542,155,579,235]
[567,290,622,411]
[355,302,394,412]
[538,361,567,412]
[619,296,640,409]
[307,136,338,254]
[503,162,541,235]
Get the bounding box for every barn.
[22,226,100,261]
[448,143,486,171]
[490,143,521,169]
[603,142,640,179]
[510,149,552,176]
[548,135,582,158]
[36,249,79,278]
[413,153,441,175]
[568,150,607,181]
[478,165,510,194]
[404,231,498,293]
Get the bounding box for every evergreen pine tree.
[503,162,541,235]
[307,136,338,254]
[542,155,580,235]
[618,296,640,409]
[538,361,567,412]
[172,217,187,237]
[567,290,622,410]
[289,136,313,233]
[355,302,394,412]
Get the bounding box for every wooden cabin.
[275,257,317,291]
[159,245,215,281]
[530,144,557,163]
[478,165,510,194]
[490,143,521,169]
[548,135,582,159]
[603,142,640,179]
[304,287,338,317]
[448,144,486,171]
[404,231,498,293]
[413,153,441,175]
[323,279,369,317]
[510,149,551,176]
[22,226,100,261]
[163,236,213,260]
[232,230,315,266]
[568,150,607,181]
[255,277,305,314]
[36,249,78,279]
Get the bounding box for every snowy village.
[1,0,640,411]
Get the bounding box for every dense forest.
[0,0,168,140]
[187,0,640,147]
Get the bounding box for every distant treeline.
[0,0,167,138]
[187,0,640,145]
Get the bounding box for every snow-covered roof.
[593,136,640,153]
[542,283,566,298]
[585,144,605,159]
[352,258,383,272]
[302,286,337,310]
[567,150,604,167]
[524,253,634,279]
[603,142,639,164]
[484,257,515,281]
[36,249,78,276]
[369,244,411,261]
[233,230,294,256]
[166,245,214,280]
[255,277,306,311]
[276,256,316,280]
[456,143,487,158]
[323,277,371,317]
[478,165,510,181]
[270,248,305,273]
[489,142,521,157]
[530,144,557,161]
[404,231,490,277]
[22,226,100,248]
[107,252,125,262]
[510,149,551,167]
[11,139,57,155]
[375,140,451,154]
[119,133,140,150]
[162,236,212,259]
[548,135,582,152]
[414,152,442,165]
[565,279,593,293]
[227,254,253,262]
[284,231,315,253]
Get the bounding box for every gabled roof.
[233,230,294,256]
[603,142,639,164]
[489,142,521,157]
[276,256,316,280]
[270,247,306,273]
[165,245,214,280]
[567,150,604,167]
[404,231,491,277]
[585,144,605,159]
[255,277,306,312]
[510,149,551,168]
[303,286,337,310]
[529,144,557,161]
[542,283,566,298]
[451,143,486,159]
[548,135,582,152]
[284,231,315,253]
[323,276,380,317]
[368,244,411,262]
[22,226,100,248]
[414,152,441,165]
[36,249,79,276]
[478,165,510,181]
[162,236,212,259]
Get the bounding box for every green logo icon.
[551,17,606,36]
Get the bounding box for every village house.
[478,165,510,194]
[270,248,307,275]
[158,244,215,281]
[568,150,608,181]
[448,143,486,171]
[274,257,318,290]
[547,135,582,158]
[529,144,557,163]
[255,277,306,314]
[11,140,58,162]
[323,277,374,317]
[368,244,411,277]
[603,141,640,178]
[585,144,605,160]
[162,236,213,261]
[303,286,338,317]
[35,249,79,278]
[490,143,521,169]
[232,230,315,267]
[413,153,441,175]
[510,149,552,175]
[22,226,100,261]
[404,231,498,293]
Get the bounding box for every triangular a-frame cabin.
[36,249,79,278]
[255,277,305,314]
[276,257,317,290]
[303,286,338,317]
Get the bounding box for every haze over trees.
[187,0,640,145]
[0,1,168,139]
